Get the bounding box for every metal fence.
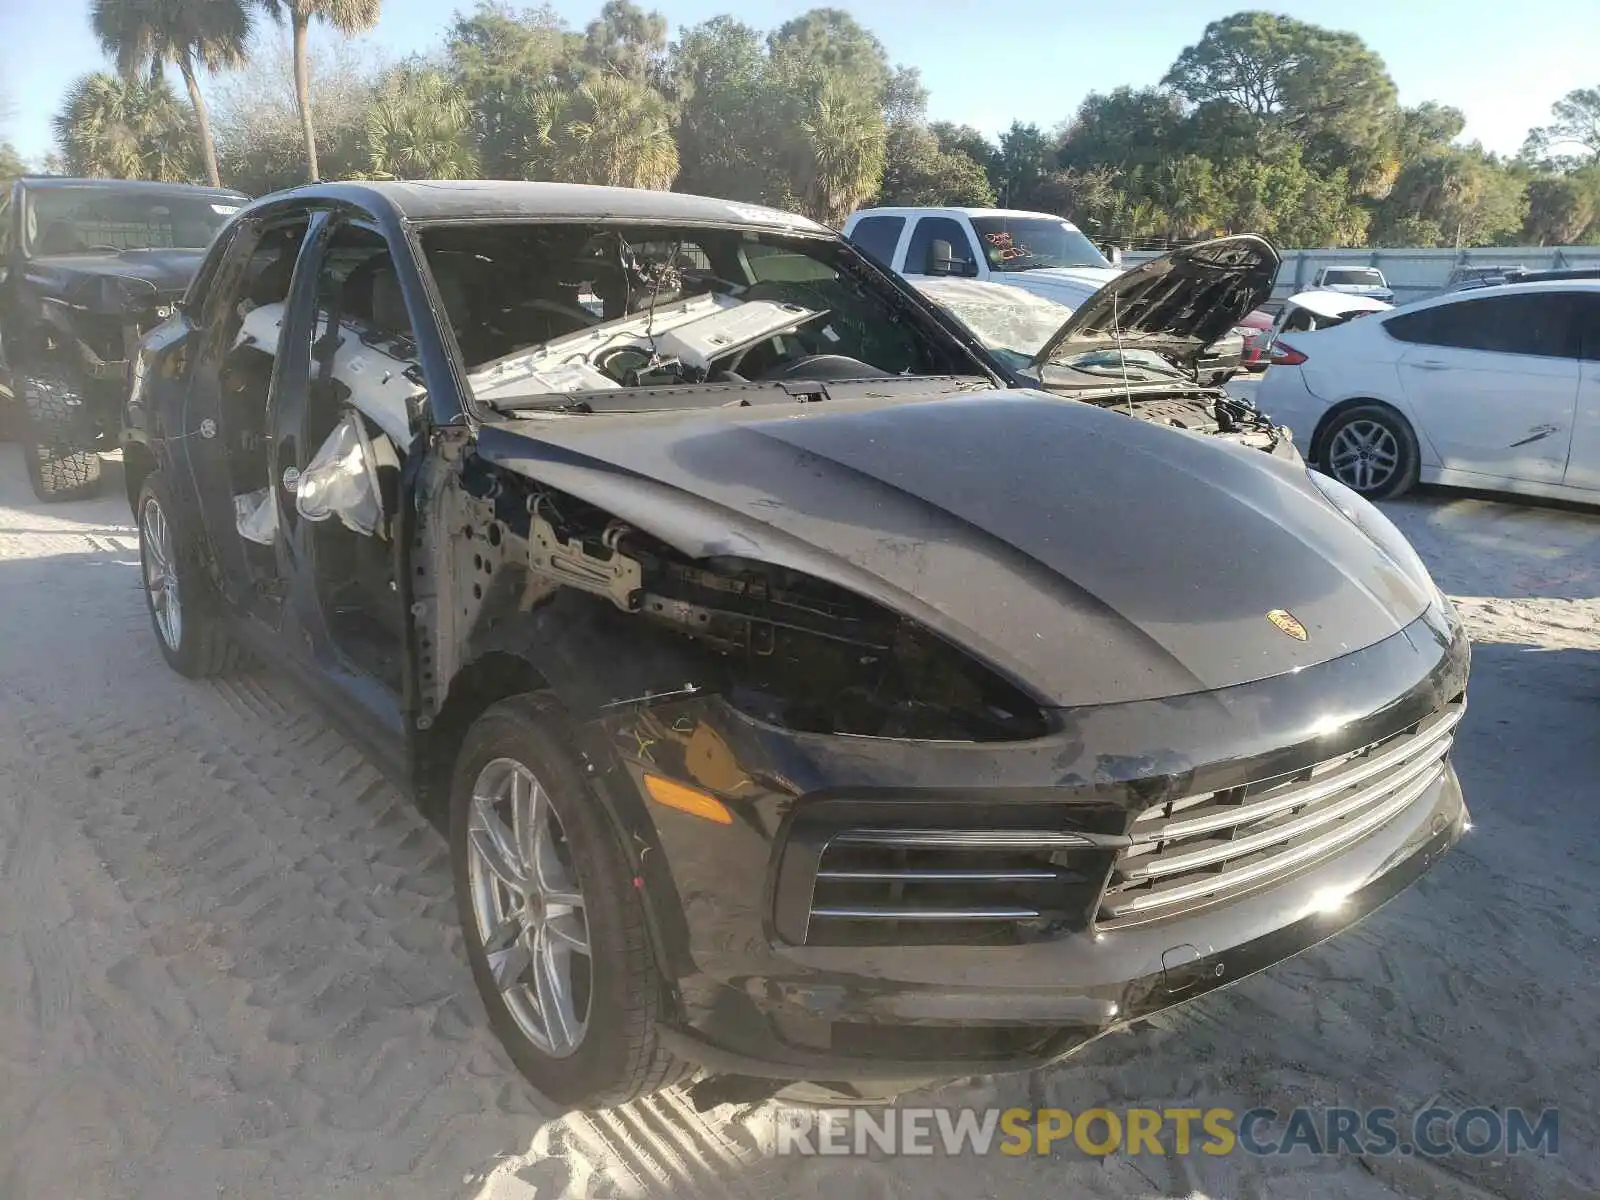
[1122,244,1600,307]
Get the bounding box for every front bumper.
[661,771,1463,1079]
[592,603,1469,1082]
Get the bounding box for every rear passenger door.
[1388,291,1581,486]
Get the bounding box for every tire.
[136,471,239,678]
[1318,403,1420,500]
[19,368,104,502]
[451,693,689,1108]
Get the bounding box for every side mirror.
[926,239,975,277]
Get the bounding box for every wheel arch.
[420,647,694,1012]
[1308,395,1417,466]
[123,439,158,514]
[414,650,552,826]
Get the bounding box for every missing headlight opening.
[475,475,1047,742]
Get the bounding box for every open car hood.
[1030,235,1279,371]
[1283,290,1393,320]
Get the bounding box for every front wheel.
[136,471,238,677]
[451,693,689,1108]
[1319,404,1420,500]
[19,369,103,502]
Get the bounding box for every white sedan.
[1256,279,1600,503]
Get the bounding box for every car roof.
[849,206,1081,225]
[17,175,248,199]
[1429,278,1600,302]
[248,179,830,233]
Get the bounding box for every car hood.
[1031,235,1280,371]
[26,249,208,307]
[1285,289,1394,320]
[995,267,1119,307]
[477,390,1433,708]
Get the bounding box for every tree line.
[8,4,1600,248]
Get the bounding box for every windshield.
[23,187,241,255]
[969,217,1111,273]
[914,278,1074,369]
[418,223,977,410]
[1322,268,1385,286]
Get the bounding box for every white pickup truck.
[1307,265,1395,304]
[843,205,1119,302]
[843,206,1243,384]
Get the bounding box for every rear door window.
[848,215,905,268]
[1384,292,1580,359]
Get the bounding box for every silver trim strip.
[816,868,1062,882]
[811,905,1042,921]
[1118,743,1450,883]
[1130,710,1461,845]
[831,828,1107,849]
[1101,760,1446,920]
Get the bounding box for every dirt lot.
[0,443,1596,1200]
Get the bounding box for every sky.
[3,0,1597,167]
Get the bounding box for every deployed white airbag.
[233,409,402,544]
[234,487,277,545]
[296,410,400,537]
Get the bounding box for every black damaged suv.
[124,181,1468,1110]
[0,177,246,500]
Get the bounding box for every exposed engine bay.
[455,472,1049,743]
[1115,391,1287,454]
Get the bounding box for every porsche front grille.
[1098,701,1462,929]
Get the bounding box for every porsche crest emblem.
[1266,609,1308,641]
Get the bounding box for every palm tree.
[797,82,885,225]
[53,71,198,180]
[365,68,478,179]
[257,0,381,181]
[90,0,252,188]
[530,74,677,190]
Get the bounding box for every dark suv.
[0,177,247,500]
[124,181,1469,1110]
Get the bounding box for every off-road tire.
[19,368,103,501]
[451,693,690,1109]
[136,471,240,678]
[1318,403,1420,501]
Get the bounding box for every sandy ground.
[0,439,1597,1200]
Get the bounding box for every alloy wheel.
[466,757,593,1057]
[141,496,183,652]
[1327,419,1400,493]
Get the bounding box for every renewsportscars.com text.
[775,1106,1559,1159]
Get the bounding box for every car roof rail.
[1503,267,1600,284]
